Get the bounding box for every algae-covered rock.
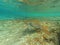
[0,19,59,45]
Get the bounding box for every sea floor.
[0,17,60,45]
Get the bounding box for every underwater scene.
[0,0,60,45]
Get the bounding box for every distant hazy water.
[0,0,60,20]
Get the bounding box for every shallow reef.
[0,17,60,45]
[0,0,60,45]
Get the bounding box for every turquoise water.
[0,0,60,19]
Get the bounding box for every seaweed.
[22,22,41,36]
[22,28,36,36]
[57,33,60,45]
[22,27,41,36]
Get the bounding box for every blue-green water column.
[0,0,60,20]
